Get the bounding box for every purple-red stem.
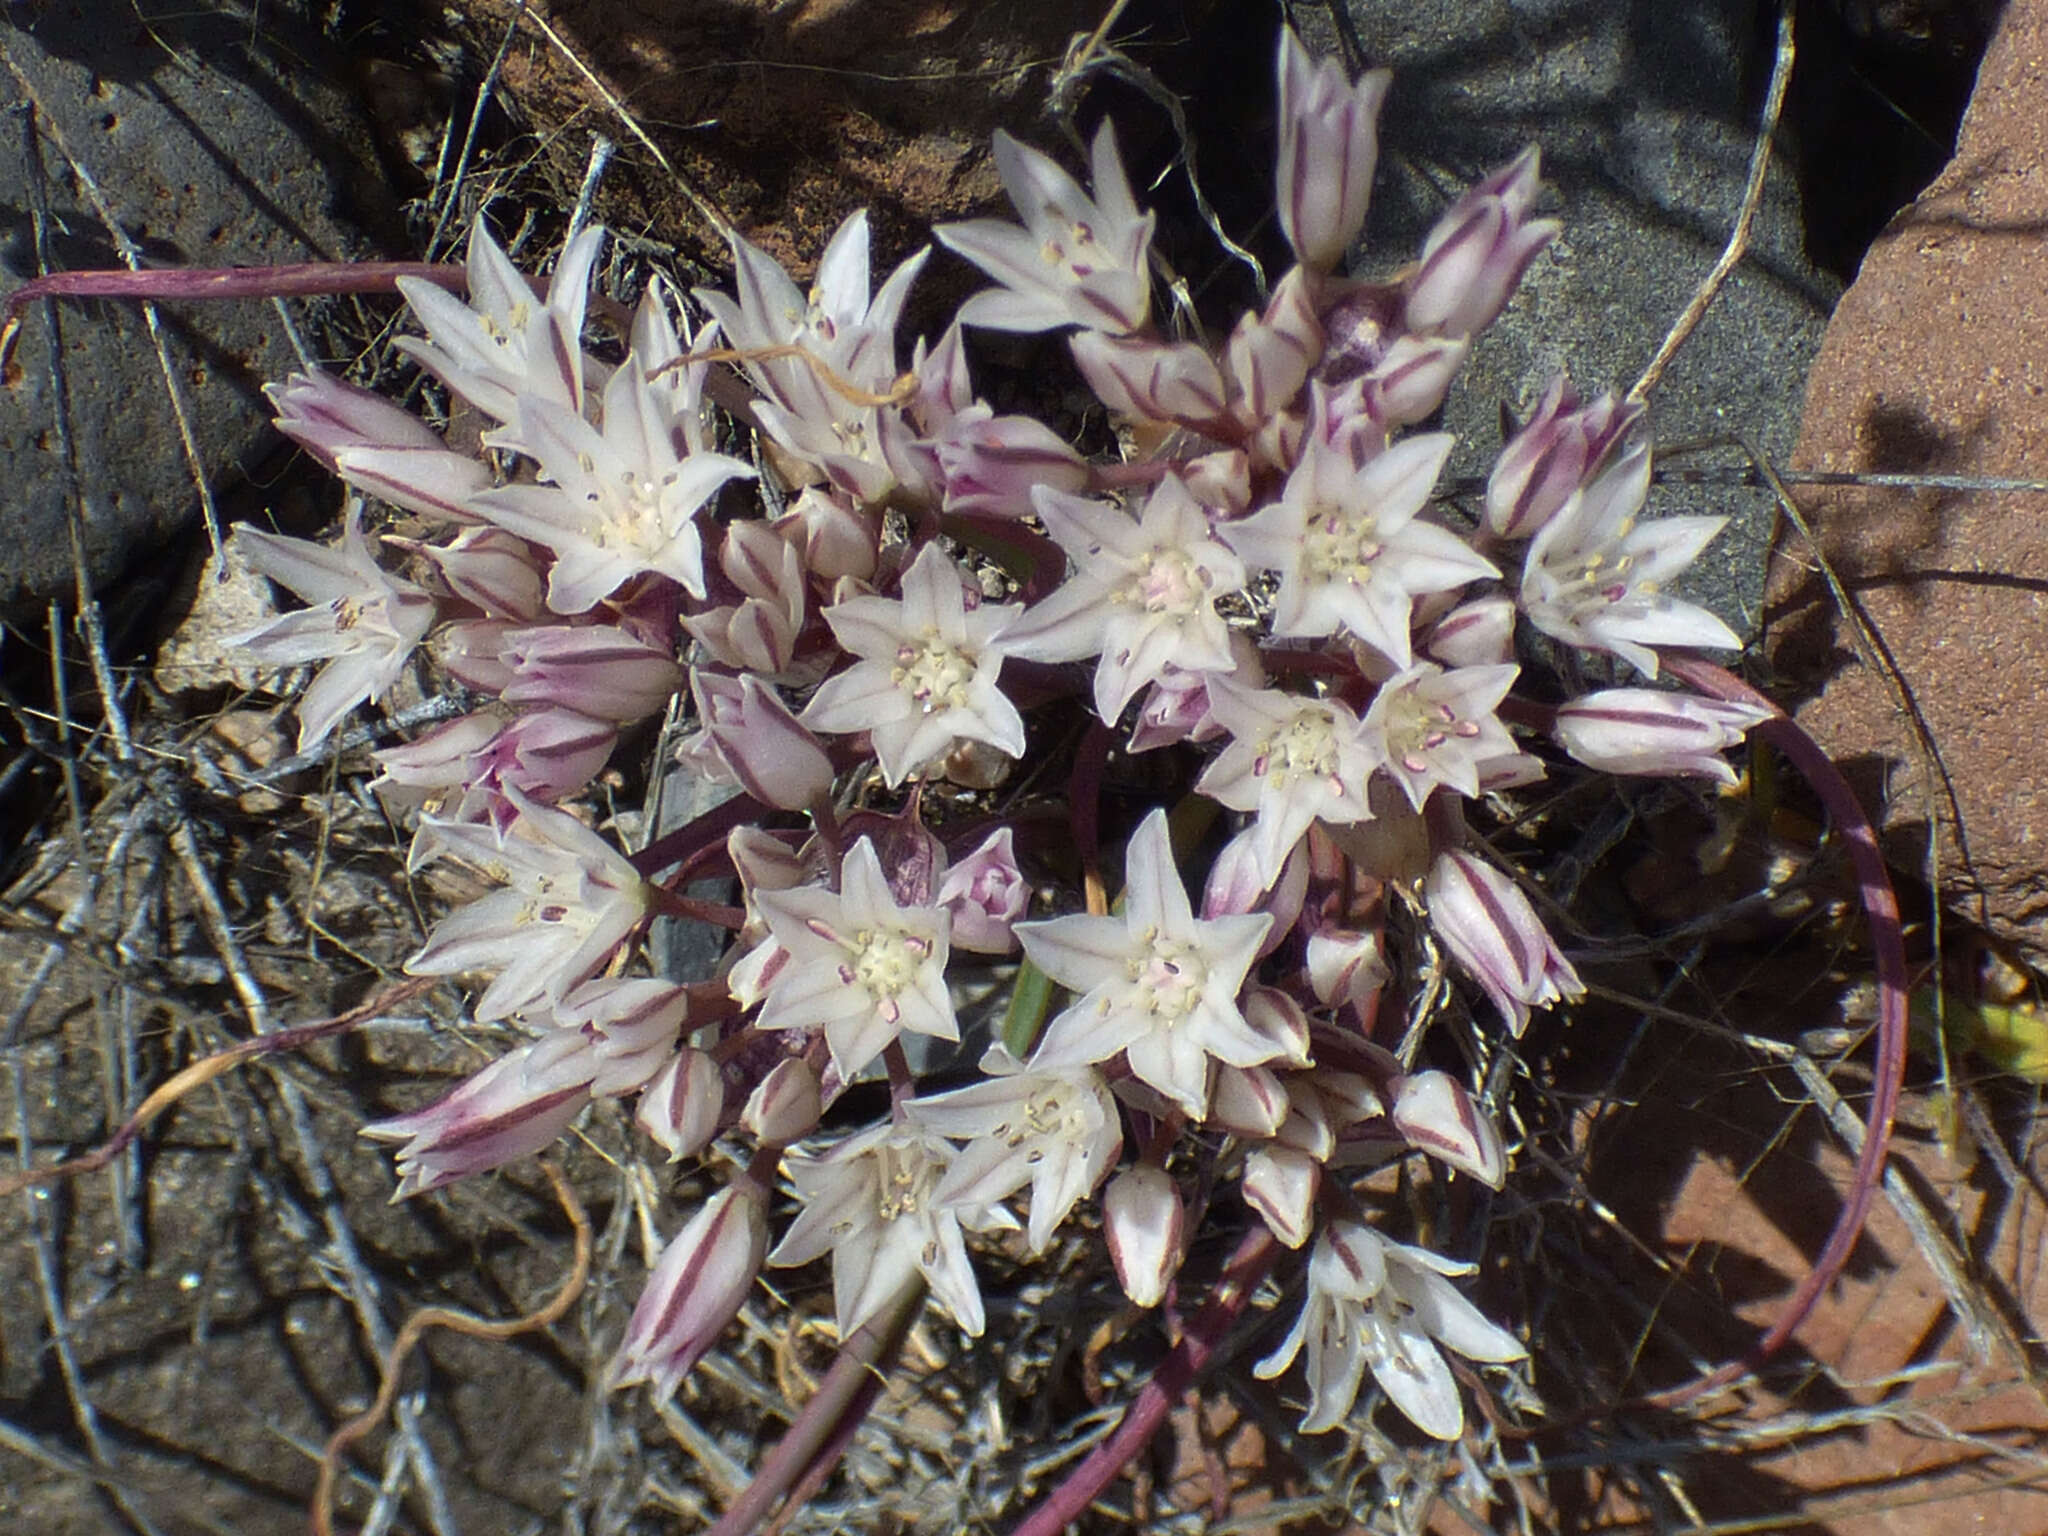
[628,790,768,879]
[1007,1228,1278,1536]
[704,1281,923,1536]
[3,259,461,320]
[1652,650,1907,1406]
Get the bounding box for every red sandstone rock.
[1769,0,2048,958]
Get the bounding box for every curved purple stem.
[704,1281,923,1536]
[1007,1228,1278,1536]
[1651,650,1907,1405]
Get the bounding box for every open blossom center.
[1302,501,1384,582]
[892,631,977,713]
[1127,928,1209,1021]
[1254,709,1342,787]
[1118,546,1213,616]
[1549,537,1645,610]
[872,1142,935,1224]
[1382,688,1481,773]
[834,924,934,1020]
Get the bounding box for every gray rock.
[0,3,387,613]
[1314,0,1841,640]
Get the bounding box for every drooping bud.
[1069,332,1229,428]
[1424,849,1584,1036]
[361,1032,594,1197]
[608,1183,770,1401]
[1554,688,1771,785]
[634,1047,726,1161]
[500,625,685,723]
[1391,1070,1507,1188]
[1103,1165,1184,1309]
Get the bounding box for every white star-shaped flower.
[1219,411,1495,665]
[769,1121,1014,1338]
[749,838,957,1081]
[1016,810,1273,1118]
[471,354,757,614]
[1002,476,1247,726]
[1196,677,1378,887]
[1519,440,1738,678]
[229,505,436,752]
[907,1045,1122,1255]
[1254,1219,1525,1440]
[801,543,1025,788]
[1359,661,1520,811]
[404,789,650,1022]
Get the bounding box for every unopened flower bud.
[1391,1070,1507,1189]
[1554,688,1770,784]
[269,368,493,523]
[742,1058,821,1146]
[1241,986,1313,1068]
[361,1033,594,1197]
[1305,925,1389,1023]
[1104,1165,1185,1308]
[1202,825,1308,958]
[1404,146,1559,338]
[934,406,1092,519]
[689,670,835,811]
[609,1184,770,1402]
[1243,1142,1320,1248]
[560,978,693,1099]
[1210,1063,1290,1138]
[1422,594,1517,669]
[634,1047,726,1161]
[1224,267,1322,429]
[501,624,684,723]
[417,526,548,621]
[1425,850,1584,1036]
[1485,377,1644,540]
[780,486,879,584]
[1070,332,1229,427]
[1275,27,1391,270]
[935,826,1029,954]
[1359,334,1469,427]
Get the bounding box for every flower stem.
[1652,650,1907,1405]
[1007,1227,1278,1536]
[705,1280,924,1536]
